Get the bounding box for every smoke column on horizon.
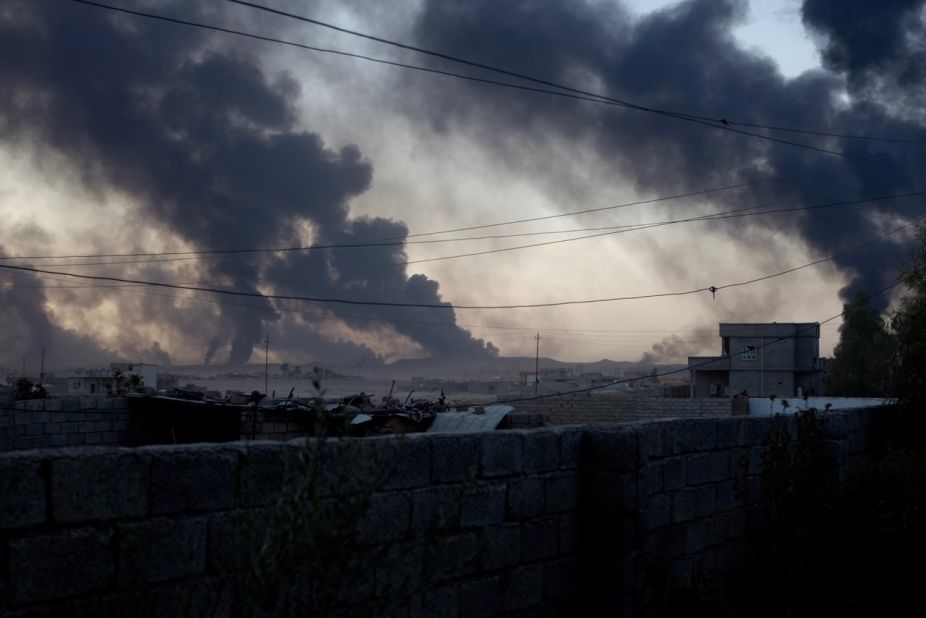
[0,0,498,366]
[408,0,926,312]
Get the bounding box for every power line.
[2,149,919,265]
[224,0,926,150]
[470,280,902,406]
[0,215,916,310]
[208,190,926,281]
[69,0,926,165]
[0,179,919,272]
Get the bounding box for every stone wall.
[0,407,890,616]
[2,399,314,451]
[513,393,732,424]
[0,398,138,451]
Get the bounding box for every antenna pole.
[264,334,269,396]
[534,332,541,396]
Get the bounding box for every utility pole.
[264,334,269,396]
[39,346,45,386]
[534,332,541,396]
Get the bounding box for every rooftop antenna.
[534,332,541,396]
[264,334,269,396]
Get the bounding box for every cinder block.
[710,451,732,481]
[381,435,432,490]
[544,473,578,513]
[236,443,288,507]
[557,429,583,469]
[644,493,672,531]
[715,419,743,449]
[480,432,524,477]
[636,422,670,460]
[461,483,506,528]
[117,517,207,585]
[662,457,687,491]
[639,461,664,496]
[507,476,544,520]
[685,520,710,553]
[49,434,67,447]
[0,456,46,529]
[696,485,716,518]
[667,419,718,454]
[9,527,112,605]
[51,451,149,523]
[417,583,459,618]
[521,517,560,562]
[67,433,87,446]
[425,532,478,583]
[583,429,638,472]
[376,542,424,598]
[502,564,543,612]
[459,576,500,618]
[149,447,237,515]
[672,488,698,523]
[715,480,738,511]
[80,398,98,410]
[522,430,560,473]
[687,453,712,485]
[410,484,463,532]
[480,524,521,571]
[585,471,638,512]
[32,412,50,423]
[430,435,480,483]
[359,491,411,545]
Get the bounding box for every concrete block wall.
[0,408,887,616]
[577,408,883,614]
[0,427,583,617]
[513,394,731,424]
[1,398,137,451]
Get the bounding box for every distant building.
[687,323,826,398]
[66,363,159,396]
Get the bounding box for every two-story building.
[687,323,826,398]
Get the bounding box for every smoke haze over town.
[1,0,925,372]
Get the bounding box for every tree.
[892,223,926,408]
[826,291,896,396]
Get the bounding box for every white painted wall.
[748,396,892,416]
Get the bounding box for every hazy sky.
[1,0,924,369]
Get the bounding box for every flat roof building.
[688,323,826,398]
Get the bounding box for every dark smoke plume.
[0,0,497,366]
[409,0,926,310]
[640,332,716,364]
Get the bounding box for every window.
[741,345,757,361]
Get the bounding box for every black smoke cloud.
[409,0,926,310]
[0,0,497,366]
[641,332,716,364]
[0,247,115,370]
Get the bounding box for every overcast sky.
[1,0,924,370]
